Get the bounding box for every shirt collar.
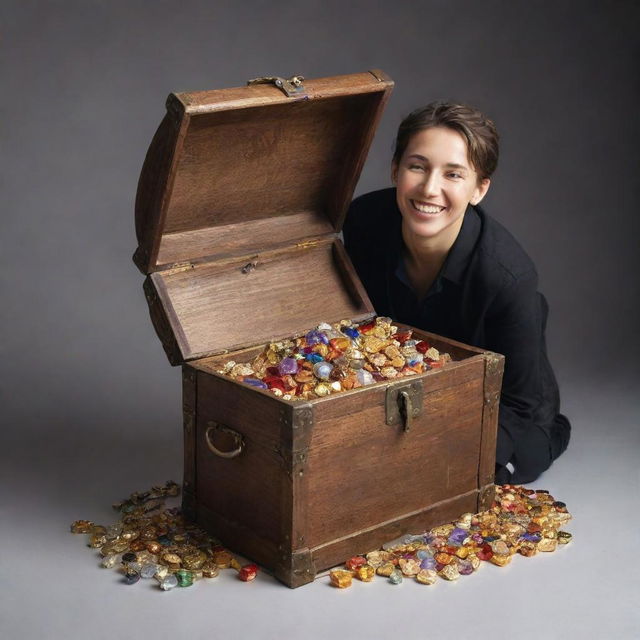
[392,203,482,287]
[440,204,481,285]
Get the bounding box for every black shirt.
[343,188,562,467]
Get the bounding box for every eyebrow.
[407,155,469,171]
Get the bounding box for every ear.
[470,178,491,206]
[391,162,398,186]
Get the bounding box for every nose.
[420,170,441,197]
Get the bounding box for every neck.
[402,215,464,269]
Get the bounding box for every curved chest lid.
[134,70,394,274]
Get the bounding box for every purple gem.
[471,533,484,544]
[521,532,541,543]
[457,559,474,575]
[277,357,298,376]
[243,377,268,389]
[305,330,329,345]
[448,528,468,545]
[420,557,436,571]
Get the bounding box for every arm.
[484,270,542,466]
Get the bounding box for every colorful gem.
[537,538,558,552]
[415,569,437,585]
[345,556,367,571]
[376,562,395,577]
[123,568,140,585]
[388,570,403,585]
[398,558,421,576]
[438,563,460,581]
[356,565,376,582]
[70,520,94,534]
[201,562,219,578]
[330,570,353,588]
[100,554,119,569]
[158,574,178,591]
[557,531,572,544]
[175,569,194,587]
[239,564,259,582]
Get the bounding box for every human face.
[392,127,490,246]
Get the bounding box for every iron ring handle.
[205,422,244,459]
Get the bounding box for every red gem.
[266,366,280,376]
[359,321,376,334]
[264,376,286,392]
[392,330,412,344]
[476,545,493,561]
[415,341,430,353]
[345,556,367,571]
[239,564,259,582]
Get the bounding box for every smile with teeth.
[411,200,446,214]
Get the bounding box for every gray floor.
[2,376,638,640]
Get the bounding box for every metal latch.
[247,75,306,97]
[386,381,423,432]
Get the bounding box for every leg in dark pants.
[496,414,571,485]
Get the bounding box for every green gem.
[175,569,194,587]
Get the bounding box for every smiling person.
[343,102,570,484]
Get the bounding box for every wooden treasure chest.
[133,70,504,588]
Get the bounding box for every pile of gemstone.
[71,483,571,591]
[219,316,451,400]
[329,485,572,588]
[70,481,257,590]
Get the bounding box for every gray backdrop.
[2,2,639,639]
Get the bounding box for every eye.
[447,171,463,180]
[408,163,424,171]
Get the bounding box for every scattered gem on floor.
[328,485,572,588]
[70,481,258,590]
[71,483,571,591]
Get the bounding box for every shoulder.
[473,206,538,292]
[345,188,397,230]
[343,188,399,259]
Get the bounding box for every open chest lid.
[134,70,393,365]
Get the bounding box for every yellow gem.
[438,564,460,581]
[376,562,395,577]
[356,565,376,582]
[537,538,558,552]
[212,550,233,568]
[70,520,94,534]
[201,562,220,578]
[415,569,437,585]
[490,554,512,567]
[330,570,353,588]
[399,558,421,576]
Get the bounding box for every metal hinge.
[165,261,195,274]
[247,75,306,97]
[295,239,321,250]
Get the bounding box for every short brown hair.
[392,102,499,181]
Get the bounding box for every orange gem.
[434,552,453,565]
